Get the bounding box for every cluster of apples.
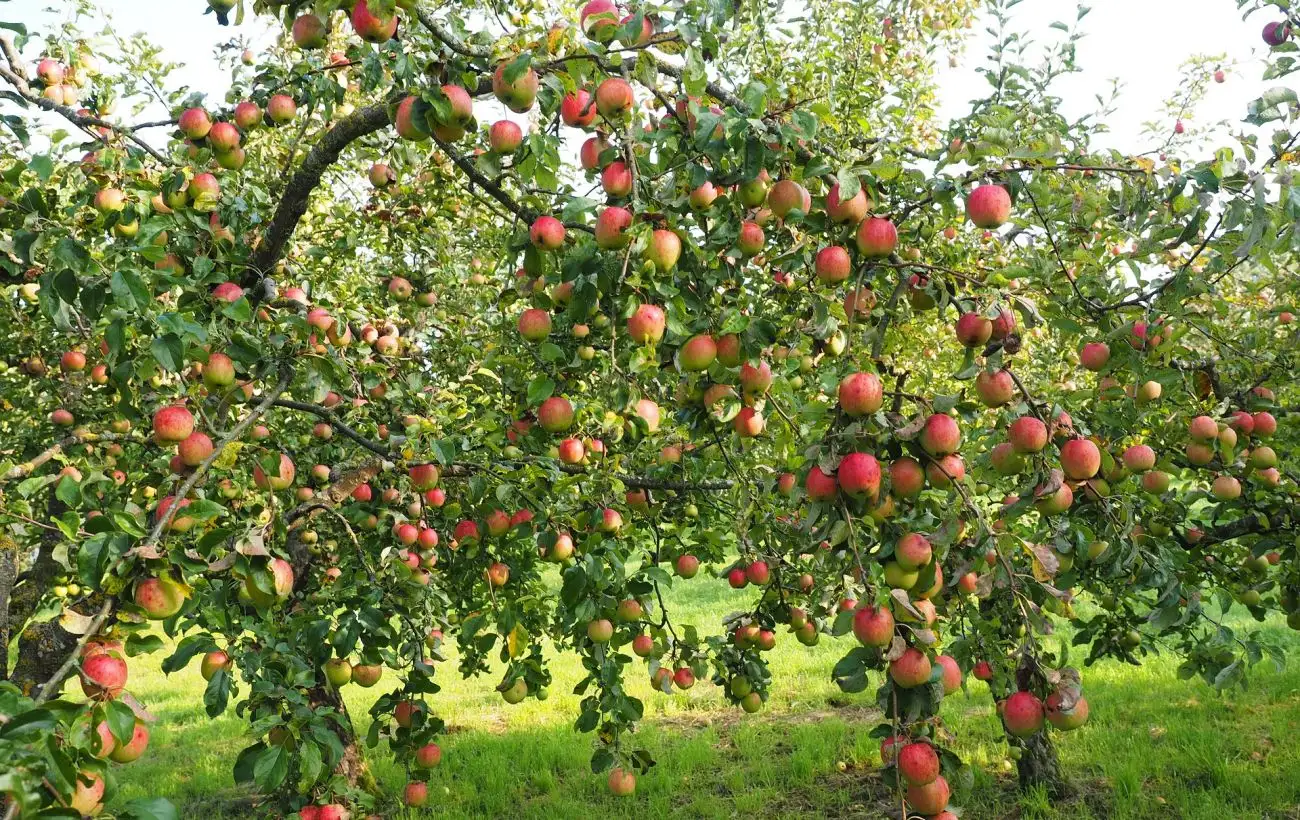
[68,638,157,814]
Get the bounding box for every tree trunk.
[9,495,79,696]
[309,683,376,792]
[0,533,17,678]
[1013,653,1067,796]
[1016,730,1065,796]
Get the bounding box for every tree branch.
[246,103,391,284]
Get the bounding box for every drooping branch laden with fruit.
[1,0,1298,817]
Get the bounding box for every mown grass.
[107,575,1300,819]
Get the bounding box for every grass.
[107,574,1300,819]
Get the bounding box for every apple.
[966,183,1011,227]
[1003,690,1045,736]
[856,217,897,258]
[626,303,666,344]
[493,61,540,113]
[351,0,399,42]
[814,245,851,283]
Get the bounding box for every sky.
[2,0,1282,156]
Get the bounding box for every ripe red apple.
[517,308,552,342]
[733,407,764,437]
[856,217,897,258]
[739,361,773,395]
[601,160,634,196]
[936,654,962,693]
[805,466,837,501]
[580,134,611,170]
[626,303,666,344]
[1003,690,1045,737]
[153,405,195,443]
[135,575,187,619]
[974,369,1015,407]
[852,606,894,647]
[679,334,717,371]
[837,452,881,498]
[1211,474,1241,500]
[737,220,766,255]
[826,182,869,223]
[351,0,398,42]
[954,312,992,347]
[109,721,149,763]
[178,432,214,467]
[890,457,925,497]
[489,119,523,153]
[415,742,441,767]
[689,181,718,210]
[1008,416,1048,453]
[1122,444,1155,472]
[632,633,654,656]
[595,77,634,117]
[966,183,1011,228]
[645,229,682,272]
[767,179,810,218]
[1252,411,1277,437]
[404,781,428,807]
[537,396,575,433]
[267,94,297,124]
[918,414,961,456]
[561,89,597,127]
[201,650,231,681]
[897,742,939,786]
[814,245,851,284]
[81,653,127,699]
[587,618,614,643]
[178,107,211,139]
[1060,438,1101,480]
[889,647,932,688]
[529,215,566,250]
[895,532,932,569]
[253,453,296,491]
[838,371,883,416]
[672,666,695,689]
[607,766,636,796]
[557,437,585,464]
[595,205,633,249]
[1079,341,1110,371]
[905,775,949,815]
[1045,691,1090,730]
[675,554,699,578]
[69,772,105,816]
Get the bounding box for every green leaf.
[125,633,164,657]
[151,334,184,372]
[54,475,80,505]
[53,237,90,271]
[106,699,137,745]
[111,269,151,311]
[526,375,556,404]
[162,635,215,675]
[120,798,179,820]
[204,668,232,717]
[252,743,288,791]
[0,708,56,739]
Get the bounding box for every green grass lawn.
[107,575,1300,819]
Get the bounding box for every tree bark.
[1016,731,1065,796]
[8,495,77,695]
[0,533,18,678]
[1014,657,1067,796]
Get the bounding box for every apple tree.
[1,0,1299,817]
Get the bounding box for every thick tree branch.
[1,430,129,483]
[272,400,392,458]
[247,104,391,283]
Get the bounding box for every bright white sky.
[4,0,1281,155]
